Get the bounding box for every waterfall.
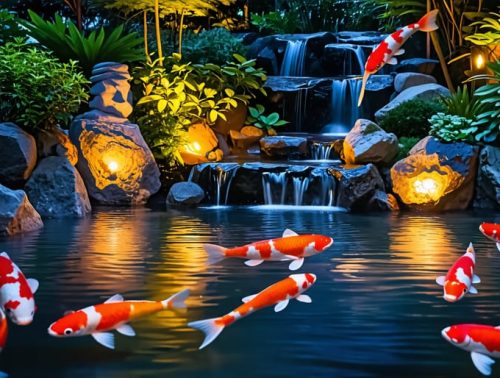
[310,142,334,160]
[280,39,308,76]
[211,166,237,206]
[325,43,366,75]
[262,172,287,205]
[292,177,310,206]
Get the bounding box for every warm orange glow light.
[413,178,438,196]
[475,54,485,70]
[108,160,119,173]
[192,142,201,152]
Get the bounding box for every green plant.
[22,10,144,76]
[396,136,420,160]
[0,9,24,45]
[379,99,446,139]
[465,12,500,45]
[429,112,476,142]
[0,41,89,132]
[441,85,485,119]
[251,11,302,34]
[246,104,288,131]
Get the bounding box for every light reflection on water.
[0,207,498,377]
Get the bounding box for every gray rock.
[76,110,130,124]
[343,119,399,165]
[36,128,78,166]
[70,119,161,205]
[394,73,437,93]
[0,184,43,236]
[367,190,400,211]
[260,136,308,158]
[167,182,205,206]
[0,123,37,188]
[335,31,387,45]
[375,83,450,121]
[474,145,500,210]
[396,58,439,75]
[25,156,91,218]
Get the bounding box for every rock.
[179,123,223,165]
[323,43,365,76]
[395,58,439,75]
[390,136,479,210]
[230,126,264,150]
[363,75,395,119]
[343,119,399,165]
[0,184,43,236]
[36,128,78,166]
[25,156,91,218]
[264,76,331,92]
[394,73,437,93]
[166,182,205,206]
[367,190,400,211]
[260,136,308,158]
[70,118,161,205]
[375,83,450,121]
[335,31,387,45]
[474,146,500,210]
[0,122,37,188]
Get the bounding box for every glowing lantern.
[179,123,223,165]
[470,47,488,75]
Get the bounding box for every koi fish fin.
[105,294,124,303]
[203,244,227,265]
[27,278,39,294]
[188,317,225,350]
[296,294,312,303]
[357,71,370,107]
[63,310,75,316]
[469,286,478,294]
[116,324,135,337]
[163,288,190,309]
[471,351,495,376]
[418,9,439,32]
[387,57,398,65]
[393,49,405,56]
[289,258,304,271]
[436,276,445,286]
[245,259,264,267]
[283,228,299,237]
[274,299,289,312]
[0,252,9,258]
[242,294,257,303]
[473,275,481,284]
[496,242,500,252]
[91,332,115,349]
[467,242,475,254]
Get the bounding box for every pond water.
[0,207,499,378]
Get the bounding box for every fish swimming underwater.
[442,324,500,376]
[48,289,190,349]
[188,273,316,349]
[203,229,333,271]
[479,223,500,251]
[436,243,480,302]
[0,252,39,326]
[357,9,439,106]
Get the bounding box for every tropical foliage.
[0,9,24,45]
[440,85,485,119]
[246,104,288,132]
[465,12,500,45]
[429,113,476,142]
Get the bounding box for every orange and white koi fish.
[442,324,500,376]
[479,223,500,251]
[0,252,39,325]
[0,308,7,352]
[357,9,439,106]
[204,229,333,271]
[188,273,316,349]
[48,289,190,349]
[436,243,480,302]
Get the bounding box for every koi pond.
[0,207,499,378]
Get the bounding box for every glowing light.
[192,142,201,152]
[413,178,438,196]
[108,160,119,173]
[475,54,485,70]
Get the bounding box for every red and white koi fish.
[0,252,39,326]
[203,229,333,271]
[436,243,480,302]
[442,324,500,376]
[357,9,439,106]
[48,289,190,349]
[0,308,7,352]
[188,273,316,349]
[479,223,500,251]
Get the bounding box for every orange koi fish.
[357,9,439,106]
[436,243,480,302]
[442,324,500,376]
[188,273,316,349]
[48,289,190,349]
[0,308,6,352]
[204,229,333,271]
[479,223,500,251]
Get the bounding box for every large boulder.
[394,73,437,93]
[474,146,500,210]
[25,156,91,218]
[70,118,161,205]
[343,119,399,165]
[260,136,308,159]
[36,128,78,166]
[395,58,439,75]
[167,182,205,206]
[0,122,37,188]
[179,123,223,164]
[390,136,479,210]
[0,184,43,236]
[375,83,450,121]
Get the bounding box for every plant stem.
[154,0,163,66]
[178,8,185,57]
[430,30,455,93]
[143,11,151,63]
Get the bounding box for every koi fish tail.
[188,317,225,349]
[357,71,370,107]
[162,288,190,309]
[203,243,227,265]
[418,9,439,32]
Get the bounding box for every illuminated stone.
[260,136,308,158]
[179,123,223,165]
[0,184,43,236]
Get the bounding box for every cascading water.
[211,166,238,206]
[280,39,308,76]
[262,172,287,205]
[310,142,334,160]
[324,43,366,75]
[292,177,310,206]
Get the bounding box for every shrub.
[0,9,24,45]
[396,136,420,160]
[379,99,446,139]
[0,41,89,132]
[441,85,485,119]
[429,113,476,143]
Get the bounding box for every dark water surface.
[0,207,499,378]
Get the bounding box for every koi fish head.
[443,280,468,302]
[48,311,88,338]
[441,325,471,349]
[479,223,499,241]
[290,273,317,293]
[4,297,36,326]
[314,235,334,252]
[365,54,384,75]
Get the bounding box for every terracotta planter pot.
[212,101,248,136]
